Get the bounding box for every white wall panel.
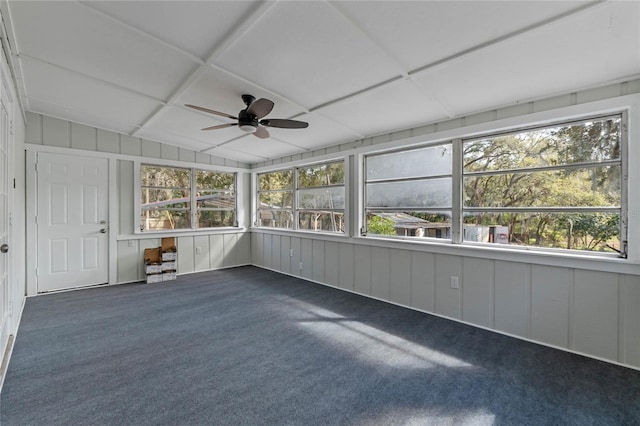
[117,240,139,283]
[324,241,339,287]
[193,235,210,272]
[494,261,530,337]
[290,237,301,277]
[620,274,640,366]
[262,233,272,270]
[118,160,134,235]
[389,249,411,306]
[43,116,70,148]
[354,245,372,295]
[272,235,281,272]
[312,240,325,283]
[462,257,493,328]
[434,254,462,319]
[177,236,195,274]
[222,233,237,267]
[411,251,435,313]
[338,243,354,291]
[71,122,97,151]
[252,232,263,267]
[236,233,251,265]
[573,270,619,361]
[120,135,141,157]
[531,265,571,348]
[371,247,390,300]
[208,234,224,269]
[280,236,291,274]
[97,129,119,154]
[141,139,161,159]
[301,238,313,280]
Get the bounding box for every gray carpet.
[2,266,639,425]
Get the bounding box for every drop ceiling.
[4,1,639,164]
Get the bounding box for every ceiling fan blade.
[185,104,237,120]
[201,123,236,131]
[246,98,274,119]
[260,118,309,129]
[253,126,270,139]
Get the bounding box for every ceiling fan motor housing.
[238,109,258,132]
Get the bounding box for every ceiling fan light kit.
[186,94,309,139]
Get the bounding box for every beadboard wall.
[25,112,252,291]
[251,231,640,370]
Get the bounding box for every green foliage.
[368,216,396,235]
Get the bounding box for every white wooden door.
[0,76,10,348]
[37,152,109,292]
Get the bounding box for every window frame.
[135,162,238,234]
[255,159,347,234]
[361,112,628,258]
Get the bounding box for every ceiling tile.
[177,66,306,120]
[411,1,640,116]
[222,136,302,160]
[22,59,160,135]
[216,1,401,108]
[84,1,262,60]
[10,1,198,100]
[334,1,594,71]
[266,112,362,151]
[317,79,449,137]
[205,145,268,163]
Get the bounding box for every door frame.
[26,146,118,295]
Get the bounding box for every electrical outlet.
[195,247,202,254]
[450,276,459,289]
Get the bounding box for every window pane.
[259,170,293,190]
[259,191,293,209]
[141,165,190,188]
[464,166,621,208]
[464,117,621,172]
[258,210,293,229]
[298,187,345,209]
[140,208,191,231]
[366,211,452,239]
[298,211,345,232]
[366,178,452,209]
[196,171,234,190]
[298,162,344,187]
[196,190,235,210]
[367,144,452,180]
[198,210,235,228]
[463,211,620,252]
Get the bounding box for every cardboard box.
[161,237,176,252]
[162,251,177,261]
[162,271,176,281]
[161,261,176,271]
[145,264,162,274]
[146,273,163,284]
[144,247,162,264]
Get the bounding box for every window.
[363,114,625,255]
[364,144,453,239]
[257,160,345,233]
[140,165,236,232]
[463,115,623,253]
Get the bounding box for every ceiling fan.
[185,94,308,139]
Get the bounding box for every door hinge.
[13,178,15,189]
[35,268,38,277]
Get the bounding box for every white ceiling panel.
[83,1,262,60]
[22,59,161,134]
[7,1,639,165]
[205,145,268,163]
[334,1,592,71]
[411,1,640,117]
[10,1,197,100]
[317,79,450,136]
[216,0,401,108]
[177,66,306,120]
[222,136,303,160]
[266,112,362,151]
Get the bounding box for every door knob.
[100,229,107,234]
[0,244,8,253]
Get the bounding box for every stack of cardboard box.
[143,237,177,283]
